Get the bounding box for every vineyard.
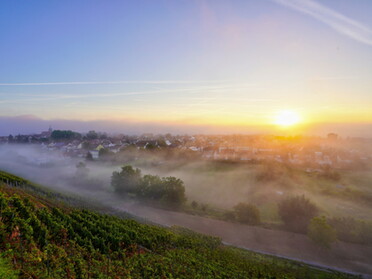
[0,170,359,278]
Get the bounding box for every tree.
[99,132,108,139]
[86,130,98,140]
[308,216,337,249]
[137,175,163,199]
[111,165,142,195]
[278,195,319,233]
[136,175,186,207]
[51,130,81,140]
[160,176,186,207]
[233,203,260,225]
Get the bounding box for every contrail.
[272,0,372,46]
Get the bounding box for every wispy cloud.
[0,83,267,105]
[272,0,372,46]
[0,80,230,86]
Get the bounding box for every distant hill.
[0,170,358,278]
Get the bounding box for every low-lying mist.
[0,144,371,222]
[1,144,372,276]
[0,144,293,221]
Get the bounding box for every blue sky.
[0,0,372,135]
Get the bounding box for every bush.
[308,216,337,249]
[0,256,18,279]
[191,201,198,209]
[278,195,319,233]
[329,217,372,245]
[233,203,260,225]
[111,165,142,195]
[111,166,186,207]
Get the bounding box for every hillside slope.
[0,170,359,279]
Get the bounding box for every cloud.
[272,0,372,46]
[0,80,229,86]
[0,82,266,104]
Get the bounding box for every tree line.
[111,165,186,208]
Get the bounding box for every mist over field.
[1,144,372,222]
[1,140,372,276]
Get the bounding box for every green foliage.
[329,217,372,245]
[0,170,76,203]
[138,174,163,199]
[0,176,357,279]
[308,216,337,249]
[160,176,186,207]
[85,130,98,140]
[278,195,319,233]
[0,255,18,279]
[51,130,81,140]
[233,203,261,225]
[111,165,142,195]
[112,166,186,207]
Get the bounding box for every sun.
[274,110,301,127]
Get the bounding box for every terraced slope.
[0,170,359,278]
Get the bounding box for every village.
[0,127,371,171]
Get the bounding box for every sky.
[0,0,372,136]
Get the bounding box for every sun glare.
[274,110,301,127]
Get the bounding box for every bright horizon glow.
[274,110,301,127]
[0,1,372,136]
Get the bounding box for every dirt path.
[113,202,372,277]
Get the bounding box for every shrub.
[233,203,260,225]
[278,195,319,233]
[160,176,186,207]
[329,217,372,245]
[0,256,18,279]
[191,201,198,209]
[308,216,337,249]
